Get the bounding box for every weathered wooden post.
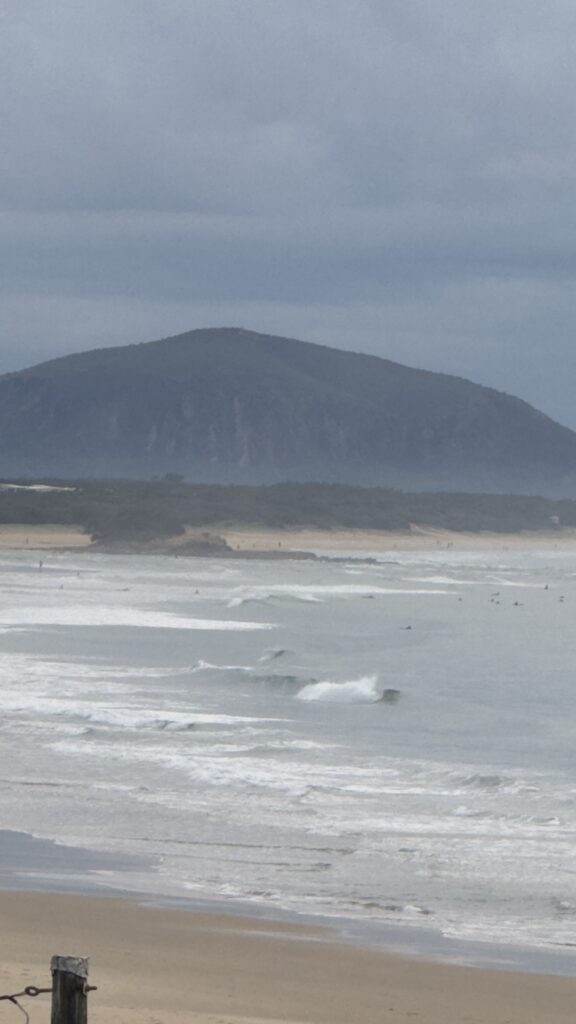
[50,957,89,1024]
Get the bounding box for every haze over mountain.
[1,328,575,495]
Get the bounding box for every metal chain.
[0,986,53,1024]
[0,976,96,1024]
[0,989,53,1003]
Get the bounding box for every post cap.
[50,956,89,979]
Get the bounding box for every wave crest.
[297,675,382,704]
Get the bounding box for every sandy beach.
[0,532,575,1021]
[1,522,576,556]
[0,891,574,1024]
[180,523,576,555]
[0,525,92,550]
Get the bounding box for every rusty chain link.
[0,973,96,1024]
[0,985,53,1024]
[0,989,53,1002]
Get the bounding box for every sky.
[3,1,576,427]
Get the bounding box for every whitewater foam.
[190,659,253,673]
[297,675,383,704]
[2,547,576,961]
[0,605,274,631]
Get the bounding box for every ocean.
[0,545,575,968]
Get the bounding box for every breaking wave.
[228,592,321,608]
[296,675,383,704]
[0,605,274,631]
[190,659,252,673]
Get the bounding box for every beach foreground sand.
[0,892,575,1024]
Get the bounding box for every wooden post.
[50,956,89,1024]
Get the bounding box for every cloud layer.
[3,1,576,426]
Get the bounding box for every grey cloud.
[2,1,576,428]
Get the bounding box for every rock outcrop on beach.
[1,326,576,493]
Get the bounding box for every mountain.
[0,327,575,493]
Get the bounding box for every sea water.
[0,546,575,962]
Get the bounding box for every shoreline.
[2,522,576,556]
[2,889,576,1024]
[197,524,576,555]
[0,827,574,980]
[2,529,576,1022]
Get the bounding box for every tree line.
[0,478,574,544]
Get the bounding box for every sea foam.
[0,605,274,631]
[297,675,382,704]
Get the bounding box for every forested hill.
[0,480,575,545]
[1,327,576,494]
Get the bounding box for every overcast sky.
[3,1,576,426]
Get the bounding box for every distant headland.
[2,327,576,495]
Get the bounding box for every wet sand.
[1,891,576,1024]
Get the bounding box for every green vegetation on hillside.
[0,480,574,545]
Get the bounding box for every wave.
[230,584,448,604]
[251,673,316,694]
[0,605,274,631]
[258,648,290,663]
[228,592,321,608]
[74,707,267,731]
[296,675,383,704]
[80,709,198,732]
[190,659,252,673]
[461,773,514,790]
[404,575,483,586]
[227,596,269,608]
[191,663,317,694]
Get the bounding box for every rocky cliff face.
[1,327,575,493]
